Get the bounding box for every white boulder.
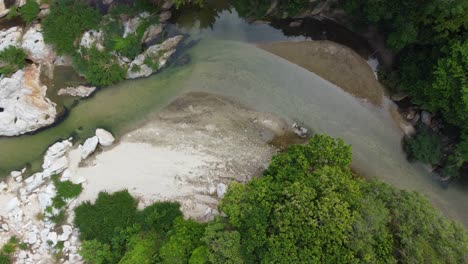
[27,231,38,244]
[0,26,23,51]
[21,24,56,64]
[6,197,20,212]
[217,183,227,198]
[42,139,72,177]
[59,225,72,241]
[80,30,104,51]
[96,128,115,146]
[81,136,99,159]
[0,65,57,136]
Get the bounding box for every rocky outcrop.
[96,128,115,147]
[0,1,9,17]
[0,64,57,136]
[126,35,183,79]
[0,26,23,51]
[42,139,73,178]
[80,30,105,51]
[21,24,56,65]
[123,12,149,38]
[58,85,96,98]
[142,24,163,43]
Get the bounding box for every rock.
[217,183,227,198]
[73,177,87,185]
[58,86,96,98]
[54,55,73,66]
[421,111,432,126]
[406,108,416,120]
[6,197,20,212]
[42,139,72,177]
[0,181,7,191]
[38,191,54,211]
[96,128,115,146]
[292,123,308,138]
[79,30,104,51]
[126,35,183,79]
[159,11,171,23]
[0,1,9,18]
[27,231,38,244]
[40,228,49,242]
[81,136,99,159]
[0,27,23,51]
[162,0,174,10]
[391,93,408,101]
[46,232,57,246]
[1,223,9,231]
[61,169,72,181]
[18,250,27,259]
[59,225,72,241]
[123,13,149,38]
[142,24,163,43]
[25,173,44,193]
[10,170,22,178]
[21,24,56,64]
[289,21,302,27]
[0,64,57,136]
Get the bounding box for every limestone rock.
[59,225,72,241]
[80,30,104,51]
[25,173,44,193]
[42,139,72,177]
[0,1,9,17]
[21,24,57,64]
[1,223,9,231]
[142,24,163,43]
[27,231,37,244]
[126,35,183,79]
[96,128,115,146]
[123,12,149,38]
[159,11,171,23]
[6,197,20,212]
[58,86,96,98]
[0,65,57,136]
[81,136,99,159]
[217,183,227,198]
[46,232,57,246]
[0,26,23,51]
[0,181,7,191]
[38,191,54,211]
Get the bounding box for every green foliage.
[405,125,443,164]
[189,246,209,264]
[74,190,138,243]
[19,0,40,24]
[49,210,66,225]
[112,34,142,59]
[0,46,27,76]
[0,254,9,264]
[232,0,271,19]
[6,6,19,20]
[159,217,206,263]
[1,244,14,255]
[136,201,182,232]
[80,239,114,264]
[42,0,101,54]
[202,219,244,264]
[119,233,159,264]
[173,0,207,9]
[73,47,126,86]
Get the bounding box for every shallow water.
[0,10,467,226]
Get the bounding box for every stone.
[46,232,57,246]
[0,181,7,191]
[0,1,9,18]
[159,11,171,23]
[40,228,50,242]
[54,55,73,66]
[43,156,68,178]
[59,225,72,241]
[1,223,9,231]
[162,0,174,10]
[42,139,72,177]
[0,65,57,136]
[38,192,53,211]
[25,173,44,193]
[10,170,22,178]
[391,93,408,101]
[81,136,99,159]
[292,123,308,138]
[217,183,227,198]
[406,108,416,120]
[421,111,432,126]
[58,86,96,98]
[96,128,115,146]
[6,197,20,212]
[123,13,149,38]
[142,24,163,43]
[126,35,183,79]
[79,30,104,51]
[27,231,37,244]
[21,24,56,64]
[18,250,27,259]
[289,21,302,27]
[73,177,87,185]
[0,26,23,51]
[61,169,72,181]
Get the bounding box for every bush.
[74,190,138,243]
[112,34,142,59]
[405,125,443,164]
[0,46,27,76]
[42,0,101,54]
[136,201,182,232]
[73,47,126,86]
[19,0,40,24]
[0,254,9,264]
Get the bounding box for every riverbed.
[1,10,467,226]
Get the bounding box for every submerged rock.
[96,128,115,147]
[0,65,57,136]
[58,86,96,98]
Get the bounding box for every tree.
[19,0,40,24]
[404,125,443,164]
[202,219,244,264]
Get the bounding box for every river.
[1,9,467,226]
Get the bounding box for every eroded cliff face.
[0,64,56,136]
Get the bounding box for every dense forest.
[72,135,468,263]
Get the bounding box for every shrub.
[73,47,126,86]
[74,190,138,243]
[42,0,101,54]
[112,34,142,59]
[136,201,182,232]
[6,6,19,20]
[405,125,443,164]
[52,175,83,200]
[0,254,9,264]
[0,46,27,76]
[19,0,40,24]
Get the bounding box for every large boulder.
[0,1,9,17]
[96,128,115,147]
[81,136,99,159]
[21,24,56,64]
[142,24,163,44]
[0,26,23,51]
[42,139,72,177]
[0,64,57,136]
[126,35,183,79]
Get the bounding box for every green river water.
[1,11,467,226]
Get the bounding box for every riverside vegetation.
[73,135,468,264]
